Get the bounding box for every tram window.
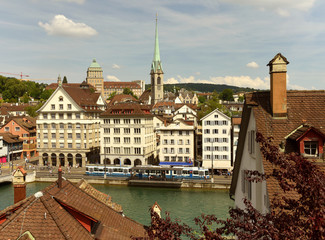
[118,169,123,172]
[99,168,104,172]
[145,170,149,174]
[205,171,208,175]
[109,168,113,173]
[94,167,98,171]
[182,171,187,174]
[150,170,156,174]
[193,171,199,175]
[165,170,169,174]
[177,170,182,175]
[113,168,118,172]
[123,169,128,174]
[173,170,177,174]
[89,168,93,172]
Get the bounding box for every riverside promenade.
[0,159,232,189]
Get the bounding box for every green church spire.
[151,13,163,73]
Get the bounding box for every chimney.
[58,165,62,188]
[13,166,27,204]
[267,53,289,118]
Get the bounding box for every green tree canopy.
[63,76,68,83]
[219,88,234,101]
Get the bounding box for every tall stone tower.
[150,15,164,105]
[86,59,104,93]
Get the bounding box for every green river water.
[0,182,233,229]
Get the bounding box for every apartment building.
[201,108,232,173]
[0,133,23,163]
[158,119,195,165]
[37,81,106,167]
[100,102,155,166]
[0,116,37,160]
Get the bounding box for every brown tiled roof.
[139,89,151,102]
[61,85,103,113]
[103,81,141,89]
[77,179,123,213]
[108,94,138,106]
[0,132,22,143]
[232,117,242,125]
[101,102,152,117]
[0,179,148,240]
[46,83,82,90]
[5,116,36,133]
[153,102,197,110]
[231,90,325,200]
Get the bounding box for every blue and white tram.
[86,165,132,177]
[131,165,209,180]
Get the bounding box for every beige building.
[100,102,156,166]
[37,81,106,167]
[86,59,104,93]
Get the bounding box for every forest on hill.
[146,83,256,93]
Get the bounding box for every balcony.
[23,143,36,150]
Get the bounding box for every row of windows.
[43,113,81,120]
[41,132,83,139]
[42,142,86,149]
[163,139,191,145]
[205,155,228,160]
[40,123,97,130]
[204,120,228,126]
[103,147,141,155]
[163,148,191,154]
[163,130,191,136]
[205,146,229,151]
[204,129,228,134]
[103,128,141,134]
[5,127,20,132]
[204,138,229,143]
[164,156,190,162]
[103,119,142,124]
[103,137,142,144]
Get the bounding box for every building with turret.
[86,59,104,93]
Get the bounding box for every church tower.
[150,14,164,105]
[86,59,104,93]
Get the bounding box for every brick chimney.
[267,53,289,118]
[58,165,62,189]
[13,166,27,204]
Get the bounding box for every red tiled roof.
[0,132,22,143]
[232,117,242,125]
[0,179,148,239]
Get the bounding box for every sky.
[1,0,325,90]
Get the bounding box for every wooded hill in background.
[146,83,256,93]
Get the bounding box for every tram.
[86,164,209,179]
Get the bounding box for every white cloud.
[53,0,85,4]
[246,61,259,68]
[38,15,97,37]
[112,64,121,69]
[106,75,120,82]
[166,74,306,90]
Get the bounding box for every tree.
[219,89,234,101]
[143,133,325,239]
[123,87,138,99]
[25,102,43,117]
[40,89,54,100]
[63,76,68,83]
[107,91,117,100]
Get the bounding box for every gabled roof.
[230,90,325,198]
[285,124,325,141]
[0,179,148,239]
[5,116,36,132]
[200,108,230,121]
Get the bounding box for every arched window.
[76,154,82,167]
[124,159,131,165]
[67,154,73,167]
[42,153,48,166]
[59,96,63,101]
[134,159,142,166]
[157,76,161,85]
[59,154,65,167]
[51,153,57,166]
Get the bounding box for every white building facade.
[201,109,232,173]
[100,103,156,166]
[158,120,195,165]
[37,83,106,167]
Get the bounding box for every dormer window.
[304,141,318,157]
[59,96,63,101]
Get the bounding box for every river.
[0,182,233,229]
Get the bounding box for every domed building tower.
[150,15,164,105]
[86,59,104,93]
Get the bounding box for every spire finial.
[151,13,162,73]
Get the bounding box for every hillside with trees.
[146,83,255,93]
